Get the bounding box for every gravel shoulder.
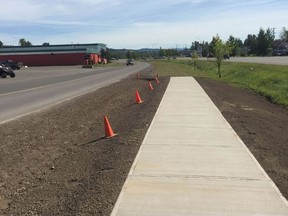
[1,69,287,215]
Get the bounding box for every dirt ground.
[0,67,288,215]
[0,66,169,216]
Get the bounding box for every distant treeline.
[1,27,288,59]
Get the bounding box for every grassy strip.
[152,59,288,107]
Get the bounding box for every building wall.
[0,43,106,66]
[0,53,88,66]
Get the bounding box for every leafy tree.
[191,41,200,51]
[265,27,275,55]
[279,27,288,41]
[0,40,3,48]
[100,48,111,63]
[126,50,132,59]
[42,42,50,46]
[257,28,267,55]
[159,47,165,57]
[105,48,111,63]
[19,38,26,46]
[26,41,32,46]
[201,41,210,57]
[227,35,243,56]
[244,34,257,55]
[19,38,32,47]
[131,51,137,60]
[211,35,230,78]
[191,41,203,57]
[209,36,218,54]
[257,27,275,56]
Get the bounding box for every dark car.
[273,51,287,56]
[224,54,230,59]
[126,59,134,66]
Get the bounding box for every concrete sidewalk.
[111,77,288,216]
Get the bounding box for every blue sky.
[0,0,287,49]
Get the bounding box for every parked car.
[207,53,214,58]
[273,51,287,56]
[224,54,230,59]
[126,59,134,66]
[0,64,16,78]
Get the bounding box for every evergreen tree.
[244,34,257,55]
[279,27,288,41]
[227,35,243,56]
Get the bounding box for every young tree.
[191,51,198,69]
[211,35,230,78]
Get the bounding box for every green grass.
[152,59,288,107]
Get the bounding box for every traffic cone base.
[148,81,154,90]
[104,116,117,138]
[155,77,160,84]
[135,91,144,104]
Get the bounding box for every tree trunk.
[218,64,222,78]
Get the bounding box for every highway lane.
[0,62,150,124]
[0,64,130,95]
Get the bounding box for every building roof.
[0,43,106,55]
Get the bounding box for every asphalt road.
[0,62,150,124]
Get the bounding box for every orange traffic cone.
[155,77,160,84]
[104,116,117,138]
[148,81,154,90]
[135,91,144,104]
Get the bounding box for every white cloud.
[1,0,288,48]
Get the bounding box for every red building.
[0,43,106,66]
